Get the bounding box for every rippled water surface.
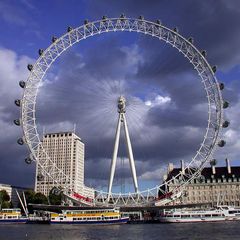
[1,222,240,240]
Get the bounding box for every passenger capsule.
[199,176,205,183]
[223,101,229,109]
[25,157,33,164]
[38,49,44,56]
[19,81,25,88]
[212,65,217,73]
[139,15,144,20]
[17,138,24,145]
[102,15,107,21]
[201,50,207,57]
[219,82,224,90]
[218,140,226,147]
[173,27,178,33]
[120,13,126,19]
[27,64,33,71]
[84,19,89,25]
[50,187,58,195]
[210,159,217,166]
[14,119,20,126]
[54,188,61,196]
[156,19,162,25]
[37,174,44,181]
[222,120,230,128]
[52,36,57,43]
[67,26,73,32]
[14,99,21,107]
[188,37,194,44]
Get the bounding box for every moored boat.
[159,205,240,223]
[50,208,129,224]
[0,208,27,224]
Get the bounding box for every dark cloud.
[35,39,209,190]
[86,0,240,70]
[147,104,207,128]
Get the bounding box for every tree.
[24,190,36,204]
[48,187,63,205]
[1,201,11,208]
[33,192,48,204]
[0,190,10,202]
[24,190,48,204]
[0,190,11,209]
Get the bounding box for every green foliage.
[24,190,36,204]
[49,187,62,205]
[0,190,10,202]
[1,201,11,208]
[34,192,48,204]
[24,190,48,205]
[0,190,11,209]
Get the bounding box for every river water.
[1,222,240,240]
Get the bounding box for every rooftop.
[167,166,240,181]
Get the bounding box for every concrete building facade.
[35,132,94,198]
[162,159,240,206]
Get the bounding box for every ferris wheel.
[14,15,229,206]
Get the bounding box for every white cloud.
[121,44,144,74]
[0,48,34,140]
[139,167,167,181]
[145,95,171,107]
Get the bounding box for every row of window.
[166,214,223,218]
[0,216,19,219]
[44,133,73,138]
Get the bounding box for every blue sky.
[0,0,239,193]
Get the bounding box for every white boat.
[50,208,129,224]
[159,205,240,223]
[0,208,27,224]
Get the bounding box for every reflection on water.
[1,222,240,240]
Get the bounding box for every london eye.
[14,15,229,206]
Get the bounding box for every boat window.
[51,218,55,220]
[229,211,238,214]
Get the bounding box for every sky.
[0,0,239,193]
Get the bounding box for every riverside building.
[162,159,240,206]
[0,183,30,207]
[35,132,94,199]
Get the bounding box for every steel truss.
[19,17,225,206]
